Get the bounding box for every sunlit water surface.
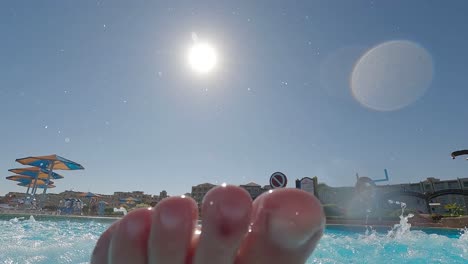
[0,215,467,264]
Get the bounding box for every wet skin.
[91,185,325,264]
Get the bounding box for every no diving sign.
[269,172,288,189]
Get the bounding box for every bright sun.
[188,42,217,74]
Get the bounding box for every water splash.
[364,209,373,236]
[0,214,466,263]
[9,217,20,224]
[1,216,107,263]
[387,200,413,239]
[455,228,468,258]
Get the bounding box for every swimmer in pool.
[91,185,324,264]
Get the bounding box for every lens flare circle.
[351,40,433,111]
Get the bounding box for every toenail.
[159,205,184,229]
[268,210,321,250]
[219,199,249,220]
[124,216,146,240]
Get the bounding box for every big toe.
[236,189,325,264]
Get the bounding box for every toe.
[193,185,252,264]
[91,220,118,264]
[148,196,198,264]
[236,189,325,264]
[108,208,153,264]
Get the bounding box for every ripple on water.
[0,217,108,264]
[0,216,467,263]
[309,228,468,264]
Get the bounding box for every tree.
[444,203,464,216]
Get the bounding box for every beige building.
[191,183,217,206]
[239,182,264,200]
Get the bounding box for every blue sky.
[1,0,468,196]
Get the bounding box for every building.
[0,189,170,212]
[191,183,217,206]
[316,177,468,217]
[239,182,265,200]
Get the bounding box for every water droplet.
[158,71,163,77]
[58,130,61,134]
[248,226,252,233]
[191,32,198,42]
[65,137,70,143]
[103,24,106,28]
[247,87,251,91]
[44,125,48,129]
[123,100,127,103]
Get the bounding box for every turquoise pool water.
[0,214,467,263]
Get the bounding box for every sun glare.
[188,42,217,74]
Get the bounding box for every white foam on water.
[0,214,466,263]
[0,217,107,264]
[309,201,468,263]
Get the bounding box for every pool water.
[0,215,467,264]
[312,226,468,263]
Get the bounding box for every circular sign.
[270,172,288,189]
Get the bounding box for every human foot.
[91,185,324,264]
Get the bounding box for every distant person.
[91,185,324,264]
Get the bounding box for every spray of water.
[387,200,414,239]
